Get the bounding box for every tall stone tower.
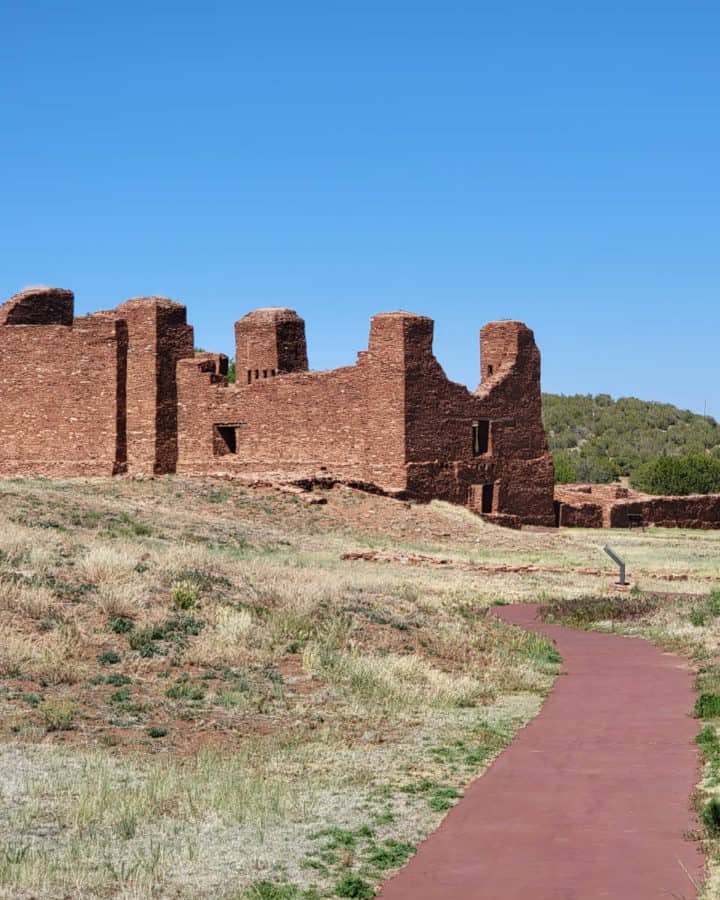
[234,308,308,384]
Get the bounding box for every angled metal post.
[603,545,627,586]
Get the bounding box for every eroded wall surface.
[176,308,556,525]
[0,288,193,477]
[0,286,556,524]
[176,312,408,491]
[0,290,125,476]
[555,483,720,529]
[404,319,555,524]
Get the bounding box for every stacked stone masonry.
[0,286,557,525]
[555,483,720,530]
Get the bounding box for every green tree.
[633,454,720,495]
[553,452,577,484]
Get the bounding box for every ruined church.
[0,286,556,527]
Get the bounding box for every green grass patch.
[365,839,414,870]
[695,694,720,719]
[334,873,375,899]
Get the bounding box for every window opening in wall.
[271,369,276,377]
[247,370,252,384]
[214,424,238,455]
[254,369,259,380]
[481,482,494,514]
[263,370,267,378]
[472,419,490,456]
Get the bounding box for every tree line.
[543,393,720,494]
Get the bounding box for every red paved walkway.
[378,603,703,900]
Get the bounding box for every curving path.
[378,603,704,900]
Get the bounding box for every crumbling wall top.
[0,287,74,326]
[235,307,308,379]
[237,307,304,325]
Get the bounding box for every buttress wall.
[0,288,194,477]
[0,289,126,476]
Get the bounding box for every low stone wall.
[611,495,720,529]
[555,483,720,530]
[557,502,604,528]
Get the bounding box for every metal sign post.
[603,545,627,586]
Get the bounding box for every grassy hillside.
[542,392,720,484]
[0,478,718,897]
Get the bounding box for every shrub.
[147,726,168,738]
[108,616,134,634]
[39,700,78,731]
[690,607,707,627]
[172,584,197,610]
[702,798,720,837]
[127,628,158,657]
[98,650,121,665]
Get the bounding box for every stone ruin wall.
[403,318,554,523]
[0,289,126,477]
[0,286,556,525]
[555,483,720,530]
[176,309,556,526]
[176,310,408,492]
[0,288,193,477]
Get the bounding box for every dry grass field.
[0,476,719,899]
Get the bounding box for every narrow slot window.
[247,370,252,384]
[472,419,490,456]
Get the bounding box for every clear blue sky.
[2,2,718,415]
